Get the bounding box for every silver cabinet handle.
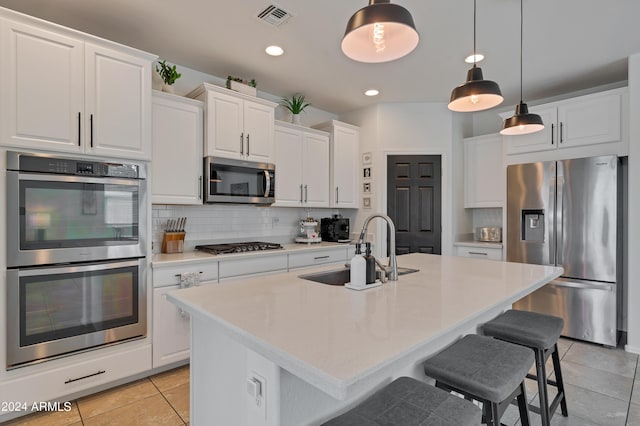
[77,112,81,146]
[559,122,564,144]
[240,133,244,155]
[90,114,94,147]
[335,187,339,204]
[246,134,250,156]
[551,123,555,145]
[314,255,330,260]
[65,370,106,384]
[304,184,308,203]
[300,184,303,203]
[198,176,202,199]
[468,251,488,256]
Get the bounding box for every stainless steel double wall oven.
[5,151,147,368]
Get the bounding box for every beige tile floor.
[5,338,640,425]
[4,365,190,426]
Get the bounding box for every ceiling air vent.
[257,3,293,27]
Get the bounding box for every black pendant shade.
[341,0,419,63]
[501,0,544,135]
[500,102,544,135]
[448,65,503,112]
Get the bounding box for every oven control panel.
[11,152,141,179]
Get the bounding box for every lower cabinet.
[219,254,288,280]
[288,247,349,269]
[152,285,192,368]
[455,244,503,261]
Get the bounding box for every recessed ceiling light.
[465,53,484,63]
[365,89,379,96]
[265,45,284,56]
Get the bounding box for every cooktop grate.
[195,242,283,255]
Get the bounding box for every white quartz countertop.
[167,253,562,399]
[152,241,352,267]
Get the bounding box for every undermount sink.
[299,266,419,285]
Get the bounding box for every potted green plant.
[156,59,182,93]
[226,76,257,96]
[280,94,310,125]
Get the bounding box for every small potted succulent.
[156,59,182,93]
[280,94,310,125]
[226,76,257,96]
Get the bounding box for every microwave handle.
[264,170,271,197]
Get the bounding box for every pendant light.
[341,0,419,63]
[501,0,544,135]
[448,0,503,112]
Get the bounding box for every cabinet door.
[464,134,504,208]
[85,43,152,160]
[1,20,84,151]
[504,106,557,155]
[151,93,203,204]
[557,92,621,148]
[205,91,244,158]
[244,100,275,162]
[152,285,190,368]
[274,126,304,206]
[332,125,359,208]
[303,132,330,207]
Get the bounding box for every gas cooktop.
[195,242,283,255]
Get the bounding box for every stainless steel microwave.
[204,157,275,204]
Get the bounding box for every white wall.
[341,102,460,257]
[625,54,640,353]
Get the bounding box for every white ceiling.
[1,0,639,114]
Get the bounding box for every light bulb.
[470,95,480,104]
[373,23,385,53]
[519,125,525,131]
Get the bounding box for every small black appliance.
[320,216,350,242]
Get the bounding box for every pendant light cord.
[473,0,477,65]
[520,0,524,102]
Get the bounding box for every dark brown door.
[387,155,442,255]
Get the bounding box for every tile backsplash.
[152,204,355,253]
[471,208,503,229]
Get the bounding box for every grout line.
[149,374,187,425]
[625,355,639,425]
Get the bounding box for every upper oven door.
[7,171,147,267]
[204,157,275,204]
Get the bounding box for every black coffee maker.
[320,215,350,242]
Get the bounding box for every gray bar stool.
[423,334,533,426]
[322,376,481,425]
[482,309,568,426]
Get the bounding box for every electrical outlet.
[247,372,266,420]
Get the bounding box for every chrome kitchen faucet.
[357,214,398,281]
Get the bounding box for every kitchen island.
[167,253,563,426]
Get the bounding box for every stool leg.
[535,347,551,426]
[551,343,569,417]
[517,381,531,426]
[489,402,500,426]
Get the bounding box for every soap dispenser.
[350,243,366,289]
[364,243,376,284]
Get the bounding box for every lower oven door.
[6,258,147,368]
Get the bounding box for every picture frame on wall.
[362,152,372,165]
[363,182,371,193]
[363,167,371,179]
[362,197,371,209]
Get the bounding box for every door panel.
[387,155,441,255]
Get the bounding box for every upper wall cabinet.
[151,91,203,205]
[501,89,624,155]
[0,15,154,160]
[463,134,504,208]
[188,83,276,163]
[273,122,329,208]
[314,120,360,208]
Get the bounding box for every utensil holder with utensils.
[162,217,187,254]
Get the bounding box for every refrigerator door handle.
[556,175,565,266]
[552,277,614,291]
[549,176,557,265]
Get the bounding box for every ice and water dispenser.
[521,209,545,242]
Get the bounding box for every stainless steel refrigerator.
[507,155,621,346]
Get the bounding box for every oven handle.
[16,172,142,186]
[15,259,142,277]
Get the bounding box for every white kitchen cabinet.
[151,260,218,368]
[502,89,623,155]
[464,134,504,208]
[188,83,276,162]
[314,120,360,208]
[288,247,349,269]
[0,15,154,159]
[218,254,288,280]
[274,122,329,207]
[455,244,502,261]
[151,91,204,204]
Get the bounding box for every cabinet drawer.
[219,254,287,279]
[152,261,218,287]
[288,247,348,269]
[455,246,502,260]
